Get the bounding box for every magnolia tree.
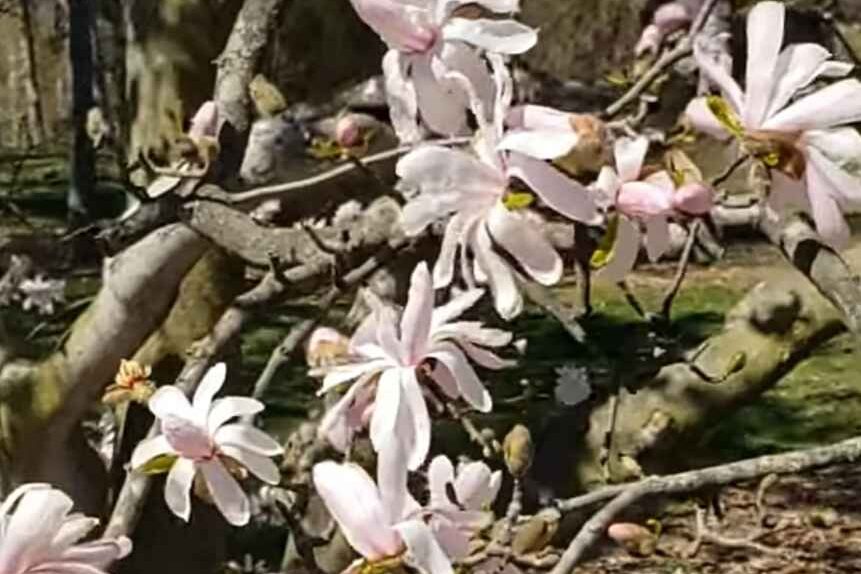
[1,1,861,574]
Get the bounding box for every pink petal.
[188,101,219,139]
[431,518,471,561]
[762,79,861,132]
[486,204,562,286]
[313,461,403,560]
[199,459,250,526]
[599,216,641,282]
[428,342,491,412]
[0,488,71,573]
[693,44,744,114]
[505,153,601,224]
[350,0,436,52]
[318,376,374,451]
[614,137,649,182]
[653,2,691,32]
[393,520,455,574]
[161,416,213,460]
[685,97,732,140]
[383,50,422,143]
[593,166,621,207]
[454,461,497,509]
[673,183,714,215]
[617,181,674,219]
[644,216,671,262]
[428,361,460,399]
[743,1,785,127]
[635,24,662,56]
[164,457,196,522]
[401,263,434,364]
[442,18,537,54]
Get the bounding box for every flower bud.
[503,424,533,478]
[673,182,713,215]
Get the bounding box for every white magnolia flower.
[0,483,131,574]
[18,276,65,315]
[131,363,283,526]
[350,0,537,141]
[318,262,512,469]
[686,0,861,247]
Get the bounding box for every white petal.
[401,369,432,469]
[762,79,861,132]
[455,339,514,370]
[148,386,194,422]
[599,216,641,282]
[428,342,491,412]
[685,97,732,140]
[498,129,579,160]
[486,204,562,286]
[0,488,71,572]
[433,213,467,289]
[454,461,495,509]
[383,50,421,144]
[644,216,671,262]
[743,1,785,127]
[401,263,434,364]
[693,44,744,114]
[413,55,468,136]
[805,142,861,204]
[192,362,226,416]
[441,42,494,121]
[369,368,402,453]
[593,166,621,206]
[199,459,250,526]
[473,224,522,319]
[214,424,283,456]
[130,435,174,469]
[394,520,455,574]
[431,288,484,328]
[376,433,416,523]
[164,457,196,522]
[442,18,537,54]
[397,145,505,197]
[427,455,456,508]
[765,43,832,119]
[505,153,601,224]
[50,516,99,552]
[219,445,280,485]
[614,137,649,182]
[319,360,388,394]
[207,397,264,434]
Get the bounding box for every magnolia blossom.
[398,58,601,318]
[131,363,283,526]
[686,0,861,248]
[594,137,712,281]
[426,455,501,559]
[0,483,132,574]
[635,0,703,56]
[318,262,511,469]
[18,276,65,316]
[349,0,537,141]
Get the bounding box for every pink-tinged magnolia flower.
[398,57,601,318]
[635,1,702,56]
[317,263,512,469]
[426,456,501,559]
[594,137,712,281]
[350,0,537,142]
[131,363,283,526]
[0,483,132,574]
[686,0,861,248]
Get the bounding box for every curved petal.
[762,79,861,132]
[350,0,436,52]
[433,213,467,288]
[693,44,744,114]
[593,166,621,207]
[318,376,373,451]
[428,360,459,399]
[442,18,537,54]
[130,434,174,469]
[192,362,226,416]
[50,516,99,552]
[440,42,494,120]
[472,224,522,319]
[454,339,514,370]
[454,461,497,509]
[413,55,469,136]
[0,488,71,573]
[428,455,456,507]
[614,137,649,182]
[369,368,403,453]
[506,153,600,224]
[685,97,732,141]
[394,520,455,574]
[431,288,484,329]
[437,0,519,22]
[766,43,833,119]
[644,216,671,262]
[599,216,641,282]
[313,461,403,560]
[804,136,861,203]
[428,342,491,412]
[486,204,562,286]
[401,263,434,364]
[673,183,714,215]
[199,459,250,526]
[207,397,264,434]
[25,561,105,574]
[498,129,579,160]
[376,432,418,523]
[617,181,674,219]
[383,50,421,144]
[219,445,280,485]
[164,457,196,522]
[507,104,572,132]
[214,424,282,457]
[434,322,512,347]
[148,386,194,422]
[743,1,785,127]
[57,538,132,568]
[805,149,856,248]
[397,145,505,197]
[319,360,389,394]
[401,369,432,469]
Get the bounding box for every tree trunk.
[67,0,96,225]
[17,0,45,147]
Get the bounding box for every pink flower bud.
[617,181,674,218]
[653,3,691,33]
[188,101,219,139]
[673,182,713,215]
[336,115,363,148]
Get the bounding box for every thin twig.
[445,402,501,458]
[711,153,750,188]
[520,281,587,344]
[617,280,648,319]
[603,0,719,118]
[660,220,702,321]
